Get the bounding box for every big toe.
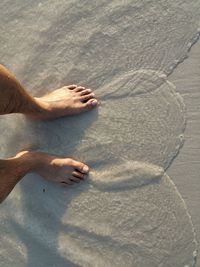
[71,160,90,174]
[84,98,98,109]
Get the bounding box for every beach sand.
[0,1,200,266]
[168,40,200,267]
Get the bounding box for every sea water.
[0,1,199,266]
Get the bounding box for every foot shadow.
[3,107,98,267]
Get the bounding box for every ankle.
[13,150,42,173]
[0,151,38,203]
[25,98,50,119]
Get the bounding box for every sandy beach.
[0,1,200,266]
[168,40,200,267]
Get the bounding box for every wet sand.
[168,40,200,267]
[0,1,200,266]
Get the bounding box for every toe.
[81,93,95,102]
[71,160,90,174]
[74,86,85,92]
[70,177,81,183]
[84,98,98,109]
[80,89,92,96]
[67,84,77,89]
[72,171,85,179]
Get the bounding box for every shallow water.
[0,1,199,266]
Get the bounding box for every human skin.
[0,64,98,203]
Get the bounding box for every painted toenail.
[82,165,89,173]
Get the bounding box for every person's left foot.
[32,84,98,120]
[0,151,90,202]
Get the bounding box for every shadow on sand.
[6,107,98,267]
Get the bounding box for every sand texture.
[168,40,200,267]
[0,0,200,266]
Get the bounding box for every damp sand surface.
[0,1,200,266]
[168,40,200,267]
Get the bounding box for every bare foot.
[33,84,98,120]
[30,151,89,185]
[0,151,89,202]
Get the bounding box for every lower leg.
[0,64,98,119]
[0,153,30,202]
[0,64,97,202]
[0,64,44,116]
[0,151,89,203]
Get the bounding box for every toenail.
[91,99,98,106]
[82,165,89,173]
